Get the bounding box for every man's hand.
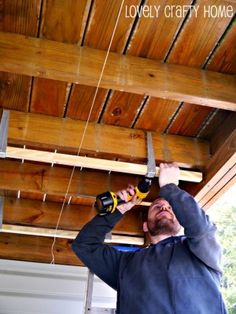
[116,185,137,214]
[159,163,179,188]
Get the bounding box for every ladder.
[84,269,116,314]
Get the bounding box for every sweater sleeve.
[159,184,222,274]
[72,210,124,290]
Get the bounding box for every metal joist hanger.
[0,109,9,158]
[0,196,3,229]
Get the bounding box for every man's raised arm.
[158,163,222,274]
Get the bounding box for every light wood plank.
[0,32,235,111]
[1,225,143,246]
[8,111,210,168]
[6,146,202,182]
[190,127,236,206]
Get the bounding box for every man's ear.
[143,221,148,233]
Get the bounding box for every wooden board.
[67,0,140,123]
[0,159,160,200]
[167,103,213,136]
[8,111,210,168]
[165,0,235,137]
[0,0,41,112]
[0,233,82,266]
[41,0,90,44]
[0,72,31,112]
[207,22,236,74]
[3,197,144,236]
[101,91,144,127]
[31,0,90,117]
[1,33,235,111]
[189,126,236,206]
[66,85,108,122]
[111,0,191,130]
[6,146,203,182]
[135,98,180,132]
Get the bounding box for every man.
[72,163,227,314]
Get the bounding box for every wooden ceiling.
[0,0,235,266]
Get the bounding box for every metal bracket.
[0,110,9,158]
[146,132,156,178]
[0,196,3,229]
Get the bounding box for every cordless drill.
[95,177,152,215]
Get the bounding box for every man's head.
[143,198,181,237]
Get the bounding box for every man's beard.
[147,216,181,236]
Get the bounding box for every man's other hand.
[159,163,179,188]
[116,185,137,214]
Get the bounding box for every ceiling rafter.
[0,32,235,111]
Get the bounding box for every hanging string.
[50,0,125,264]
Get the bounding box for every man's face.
[145,198,181,237]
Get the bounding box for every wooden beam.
[190,127,236,208]
[0,159,159,201]
[0,32,235,111]
[3,197,144,236]
[8,110,210,169]
[0,232,82,266]
[6,146,202,183]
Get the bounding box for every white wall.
[0,259,116,314]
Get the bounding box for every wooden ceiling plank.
[41,0,90,44]
[0,0,41,112]
[66,85,108,121]
[67,0,141,124]
[167,103,213,136]
[8,111,210,168]
[195,24,236,141]
[107,0,191,129]
[3,197,143,236]
[101,91,145,127]
[127,0,192,59]
[30,78,68,117]
[31,0,90,117]
[167,0,236,67]
[165,0,236,136]
[135,98,180,132]
[207,22,236,74]
[0,72,31,112]
[0,233,82,266]
[0,32,235,111]
[84,0,140,52]
[6,146,203,182]
[210,112,236,155]
[197,109,231,141]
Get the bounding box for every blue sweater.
[72,184,227,314]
